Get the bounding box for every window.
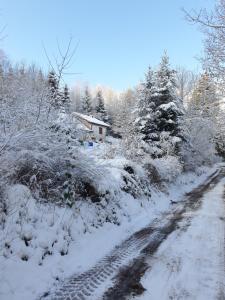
[99,127,103,134]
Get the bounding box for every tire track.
[40,168,223,300]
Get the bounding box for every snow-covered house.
[73,112,110,142]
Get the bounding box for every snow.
[1,37,225,300]
[0,166,218,300]
[159,102,177,111]
[76,122,92,132]
[73,112,110,128]
[152,155,183,182]
[135,174,225,300]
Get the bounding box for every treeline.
[0,47,225,211]
[71,53,225,170]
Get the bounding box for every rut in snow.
[40,168,223,300]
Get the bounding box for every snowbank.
[0,165,218,300]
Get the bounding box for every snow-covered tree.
[81,86,92,114]
[180,72,221,169]
[192,73,225,159]
[215,107,225,158]
[114,88,136,135]
[71,84,82,112]
[185,0,225,85]
[155,54,183,136]
[135,67,156,143]
[48,70,61,108]
[62,84,71,113]
[180,104,217,170]
[95,89,108,122]
[175,67,198,105]
[191,72,219,120]
[135,54,184,158]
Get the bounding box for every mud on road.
[41,168,224,300]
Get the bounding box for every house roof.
[76,122,93,132]
[73,112,110,128]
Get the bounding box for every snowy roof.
[76,122,93,132]
[73,112,110,128]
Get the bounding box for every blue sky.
[1,0,215,90]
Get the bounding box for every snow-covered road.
[41,168,225,300]
[135,169,225,300]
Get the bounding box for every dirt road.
[41,168,225,300]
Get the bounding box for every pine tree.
[95,89,108,121]
[82,86,92,114]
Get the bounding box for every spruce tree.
[62,84,71,112]
[154,53,183,139]
[135,66,158,145]
[48,70,61,108]
[95,89,108,121]
[135,54,184,157]
[82,86,92,114]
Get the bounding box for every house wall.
[92,124,107,141]
[73,115,108,141]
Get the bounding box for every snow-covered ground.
[0,165,218,300]
[135,175,225,300]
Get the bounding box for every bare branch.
[42,42,57,74]
[42,36,80,89]
[183,1,225,85]
[0,24,7,41]
[182,7,225,29]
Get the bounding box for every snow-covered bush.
[105,157,152,199]
[152,155,183,183]
[0,184,73,263]
[0,143,114,207]
[143,162,162,187]
[0,59,115,207]
[180,115,219,171]
[180,73,222,170]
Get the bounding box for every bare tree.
[183,5,225,29]
[43,37,80,114]
[43,37,79,87]
[176,67,199,105]
[71,84,82,111]
[183,1,225,84]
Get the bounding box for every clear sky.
[0,0,215,91]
